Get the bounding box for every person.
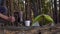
[0,0,15,23]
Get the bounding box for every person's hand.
[8,16,15,23]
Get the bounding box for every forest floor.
[0,23,60,34]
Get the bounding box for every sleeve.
[0,6,7,15]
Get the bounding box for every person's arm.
[0,13,8,20]
[0,13,15,22]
